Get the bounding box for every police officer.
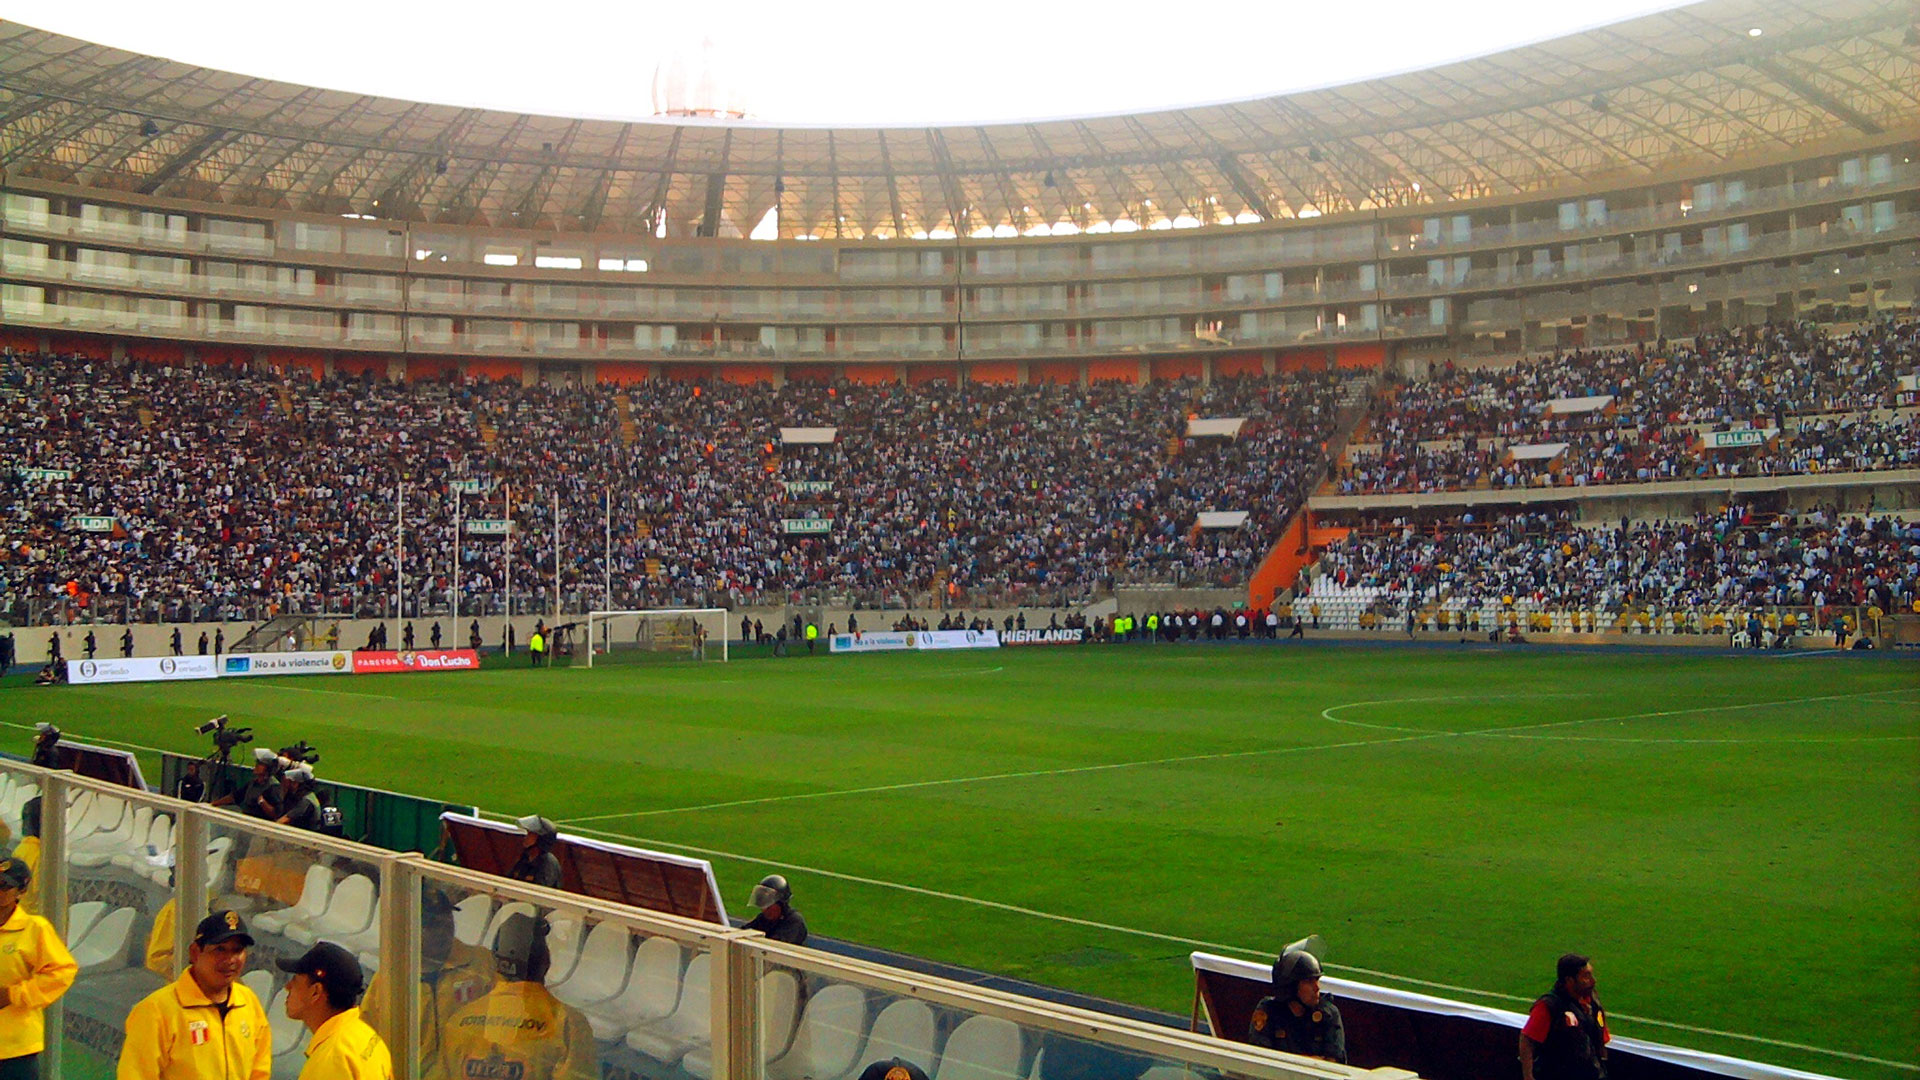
[440,914,594,1080]
[1248,945,1345,1063]
[507,816,564,890]
[119,910,273,1080]
[743,875,808,945]
[0,856,77,1080]
[1519,954,1609,1080]
[277,942,392,1080]
[362,890,496,1080]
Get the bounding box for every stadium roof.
[0,0,1914,240]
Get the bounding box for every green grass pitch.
[4,644,1915,1079]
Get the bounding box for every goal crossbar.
[582,608,729,667]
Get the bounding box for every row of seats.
[253,865,382,962]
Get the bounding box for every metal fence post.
[38,772,71,1080]
[176,806,210,975]
[379,857,423,1080]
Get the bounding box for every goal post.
[581,608,730,668]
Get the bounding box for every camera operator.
[211,750,285,821]
[276,766,324,832]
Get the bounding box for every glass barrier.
[51,777,179,1080]
[411,863,734,1080]
[0,760,45,916]
[744,941,1370,1080]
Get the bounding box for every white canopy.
[1186,418,1247,438]
[1197,511,1250,529]
[1508,442,1570,461]
[1546,394,1614,414]
[779,426,838,444]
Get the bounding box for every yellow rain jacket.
[0,902,79,1059]
[118,970,273,1080]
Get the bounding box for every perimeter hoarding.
[222,651,354,677]
[351,649,482,674]
[67,656,219,684]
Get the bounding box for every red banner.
[350,649,482,674]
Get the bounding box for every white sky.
[1,0,1702,126]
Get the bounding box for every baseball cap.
[276,941,365,1003]
[0,856,30,890]
[856,1060,930,1080]
[193,910,255,947]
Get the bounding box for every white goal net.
[582,609,730,667]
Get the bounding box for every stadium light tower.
[652,36,750,119]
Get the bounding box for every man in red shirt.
[1519,953,1610,1080]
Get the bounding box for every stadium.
[0,4,1915,1080]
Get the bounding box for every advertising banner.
[67,655,219,685]
[829,632,913,654]
[222,651,354,678]
[907,629,1001,651]
[1002,628,1086,646]
[351,649,483,674]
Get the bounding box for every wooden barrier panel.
[440,812,728,925]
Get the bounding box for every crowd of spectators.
[1312,504,1918,625]
[1,353,1350,622]
[1333,318,1918,495]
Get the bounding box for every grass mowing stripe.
[562,821,1919,1072]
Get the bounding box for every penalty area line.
[562,821,1917,1071]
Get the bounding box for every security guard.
[1248,946,1345,1063]
[1519,954,1609,1080]
[119,910,272,1080]
[743,875,808,945]
[441,914,595,1080]
[507,816,564,890]
[145,896,179,978]
[361,889,496,1080]
[277,942,392,1080]
[0,856,77,1080]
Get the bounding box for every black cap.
[193,910,255,947]
[857,1061,930,1080]
[0,856,30,890]
[276,941,366,1003]
[422,886,460,916]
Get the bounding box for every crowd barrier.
[1,759,1416,1080]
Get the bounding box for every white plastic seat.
[255,866,333,935]
[113,812,170,871]
[769,984,868,1080]
[67,901,110,944]
[242,970,273,1005]
[480,902,535,950]
[286,874,376,947]
[932,1016,1024,1080]
[451,894,493,946]
[623,952,711,1063]
[534,915,580,988]
[551,921,632,1009]
[581,936,683,1040]
[74,805,148,868]
[683,970,797,1079]
[71,905,136,971]
[266,988,310,1058]
[836,999,939,1080]
[204,836,235,890]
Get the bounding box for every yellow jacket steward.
[299,1008,393,1080]
[441,981,596,1080]
[118,971,273,1080]
[145,899,178,978]
[361,940,496,1080]
[12,837,41,915]
[1,903,79,1059]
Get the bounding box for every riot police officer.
[743,875,808,945]
[506,816,563,890]
[1248,945,1345,1063]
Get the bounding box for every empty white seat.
[836,1000,939,1080]
[113,812,171,871]
[932,1016,1024,1080]
[769,984,868,1080]
[623,953,711,1063]
[255,866,333,935]
[552,921,631,1009]
[480,902,535,950]
[265,987,309,1059]
[67,901,109,943]
[204,837,235,890]
[581,936,683,1041]
[683,970,797,1079]
[544,915,587,988]
[451,894,493,946]
[242,970,273,1004]
[75,805,149,868]
[71,906,136,971]
[286,874,376,947]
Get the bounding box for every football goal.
[581,608,730,667]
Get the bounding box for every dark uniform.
[236,774,284,821]
[743,906,808,945]
[1524,985,1609,1080]
[1247,993,1345,1063]
[507,849,563,891]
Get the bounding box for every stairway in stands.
[615,392,637,446]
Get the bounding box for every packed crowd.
[1312,504,1918,621]
[0,352,1350,621]
[1333,318,1918,494]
